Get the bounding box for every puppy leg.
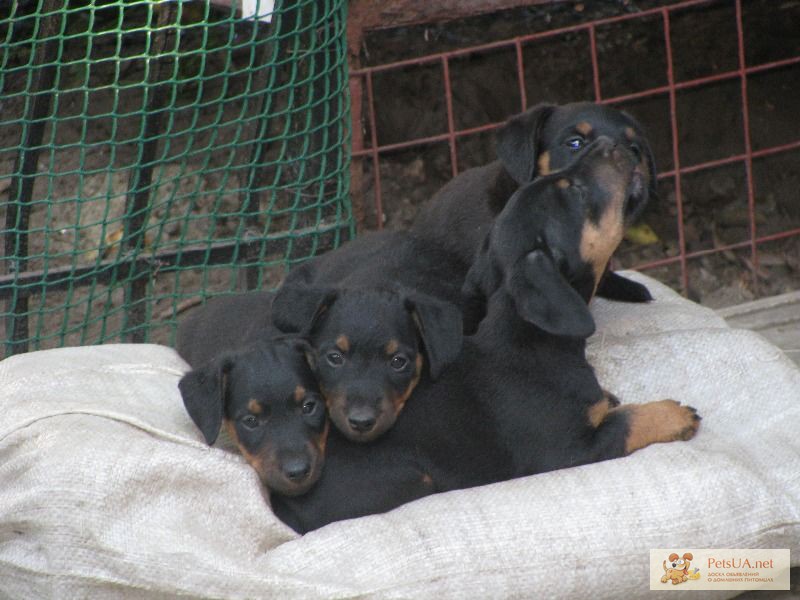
[586,390,620,428]
[596,269,653,303]
[580,398,700,463]
[616,400,700,454]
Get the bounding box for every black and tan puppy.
[272,285,462,443]
[271,137,699,533]
[177,293,328,497]
[272,229,466,442]
[412,101,657,303]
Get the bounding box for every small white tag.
[238,0,274,22]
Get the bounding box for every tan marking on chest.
[580,214,625,287]
[579,168,627,289]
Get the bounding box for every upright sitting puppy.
[271,137,700,533]
[412,101,658,303]
[176,293,328,497]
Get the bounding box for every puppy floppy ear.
[621,111,658,222]
[272,285,338,335]
[178,354,234,445]
[496,103,555,184]
[461,234,500,335]
[507,250,595,338]
[404,294,463,380]
[290,336,317,371]
[682,553,694,561]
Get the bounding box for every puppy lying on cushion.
[272,136,699,533]
[177,293,329,497]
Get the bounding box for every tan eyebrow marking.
[294,385,306,403]
[576,121,592,136]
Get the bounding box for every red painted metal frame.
[348,0,800,294]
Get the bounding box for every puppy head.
[178,337,327,497]
[464,136,639,337]
[496,101,656,224]
[273,285,463,442]
[667,552,692,571]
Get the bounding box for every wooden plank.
[718,291,800,366]
[717,290,800,331]
[349,0,567,32]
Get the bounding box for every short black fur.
[176,293,329,497]
[272,139,699,533]
[412,101,658,303]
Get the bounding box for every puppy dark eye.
[301,399,318,415]
[389,354,408,371]
[326,351,344,367]
[565,136,584,151]
[241,414,260,429]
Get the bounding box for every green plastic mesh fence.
[1,0,353,357]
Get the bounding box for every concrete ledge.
[718,290,800,365]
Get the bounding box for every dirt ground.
[356,0,800,307]
[2,0,799,354]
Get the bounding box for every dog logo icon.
[661,552,702,585]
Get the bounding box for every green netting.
[0,0,354,357]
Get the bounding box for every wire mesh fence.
[348,0,800,308]
[1,0,354,357]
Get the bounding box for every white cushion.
[1,272,797,598]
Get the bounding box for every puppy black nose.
[348,415,376,432]
[282,457,311,481]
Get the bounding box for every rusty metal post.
[347,6,368,230]
[3,0,61,356]
[121,2,175,342]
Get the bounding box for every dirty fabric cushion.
[0,272,798,599]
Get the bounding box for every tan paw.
[623,399,701,454]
